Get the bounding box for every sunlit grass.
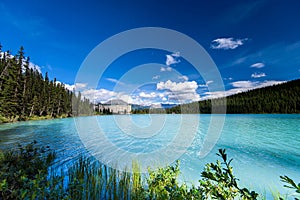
[0,142,299,199]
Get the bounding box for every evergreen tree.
[0,45,94,122]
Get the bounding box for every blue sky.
[1,0,300,105]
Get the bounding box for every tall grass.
[64,157,144,200]
[1,143,299,199]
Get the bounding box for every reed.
[1,143,299,200]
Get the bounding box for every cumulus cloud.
[250,62,265,68]
[251,72,266,78]
[81,89,132,103]
[139,92,157,98]
[58,82,87,91]
[28,62,42,73]
[157,80,200,102]
[157,80,198,92]
[165,52,180,66]
[64,84,75,91]
[160,66,172,72]
[211,37,248,50]
[75,83,88,89]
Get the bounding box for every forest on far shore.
[134,79,300,114]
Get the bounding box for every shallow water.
[0,114,299,197]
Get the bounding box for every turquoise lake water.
[0,114,299,197]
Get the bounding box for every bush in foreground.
[0,143,299,199]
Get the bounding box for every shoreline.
[1,112,299,125]
[0,114,71,124]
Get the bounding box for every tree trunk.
[29,105,34,117]
[39,106,45,116]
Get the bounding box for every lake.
[0,114,299,197]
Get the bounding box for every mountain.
[132,103,178,111]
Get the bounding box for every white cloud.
[206,80,214,85]
[75,83,88,89]
[223,77,233,81]
[231,80,256,88]
[118,94,133,104]
[64,84,75,91]
[251,72,266,78]
[250,62,265,68]
[0,52,42,73]
[0,52,13,59]
[139,92,157,98]
[106,78,124,85]
[203,80,285,99]
[211,37,248,50]
[165,52,180,66]
[81,88,117,103]
[228,41,300,71]
[157,80,200,102]
[77,87,136,104]
[158,93,165,98]
[160,66,172,72]
[152,75,160,80]
[171,52,180,57]
[198,80,213,87]
[56,82,87,91]
[157,80,198,92]
[178,75,188,81]
[28,62,42,73]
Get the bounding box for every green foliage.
[279,175,300,200]
[0,45,94,122]
[166,79,300,114]
[0,141,56,199]
[146,160,187,199]
[200,149,258,199]
[0,114,9,123]
[0,144,298,199]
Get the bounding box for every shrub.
[0,141,56,199]
[0,143,299,200]
[199,149,258,199]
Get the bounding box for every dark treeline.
[166,79,300,114]
[133,79,300,114]
[0,45,92,122]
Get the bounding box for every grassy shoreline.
[0,114,71,124]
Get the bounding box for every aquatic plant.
[0,142,299,199]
